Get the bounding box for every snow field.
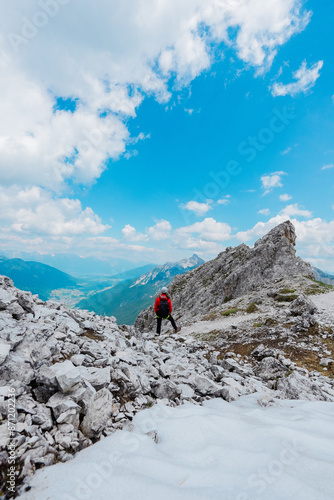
[21,393,334,500]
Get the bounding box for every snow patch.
[21,393,334,500]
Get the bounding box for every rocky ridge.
[135,221,314,331]
[0,221,334,497]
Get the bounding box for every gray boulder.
[255,357,289,382]
[81,388,113,438]
[46,393,80,420]
[289,294,317,316]
[190,374,223,396]
[151,380,181,399]
[52,361,82,393]
[277,372,332,401]
[0,341,11,364]
[78,366,110,390]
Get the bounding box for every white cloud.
[122,224,148,242]
[321,164,334,170]
[280,203,312,218]
[279,194,292,201]
[0,0,310,193]
[173,236,225,256]
[261,171,287,194]
[82,237,157,257]
[0,59,138,190]
[176,218,232,242]
[271,60,323,97]
[123,220,173,242]
[0,186,109,237]
[280,147,291,155]
[182,200,213,216]
[217,195,231,206]
[202,0,310,70]
[258,209,271,216]
[147,220,172,240]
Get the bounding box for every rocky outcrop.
[135,221,314,331]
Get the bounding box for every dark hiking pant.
[156,315,177,334]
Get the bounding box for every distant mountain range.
[0,257,77,301]
[0,256,156,305]
[313,267,334,286]
[1,251,151,277]
[77,254,205,324]
[132,254,204,286]
[108,264,156,281]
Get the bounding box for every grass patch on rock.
[274,294,298,302]
[201,311,218,321]
[304,278,333,295]
[246,302,258,314]
[221,308,238,317]
[196,329,222,341]
[279,288,295,294]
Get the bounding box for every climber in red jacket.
[154,287,181,335]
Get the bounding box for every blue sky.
[0,0,333,270]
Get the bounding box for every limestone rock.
[251,344,280,361]
[78,366,110,390]
[52,361,82,393]
[46,393,80,420]
[255,357,289,382]
[190,374,223,396]
[277,372,332,401]
[81,388,113,438]
[289,294,317,316]
[0,341,11,364]
[151,380,181,400]
[36,365,58,389]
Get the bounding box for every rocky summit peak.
[254,219,296,249]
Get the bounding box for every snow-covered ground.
[21,393,334,500]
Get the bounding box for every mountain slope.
[0,257,77,300]
[313,267,334,286]
[132,254,204,286]
[47,264,157,307]
[108,263,156,281]
[77,254,204,324]
[135,221,315,331]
